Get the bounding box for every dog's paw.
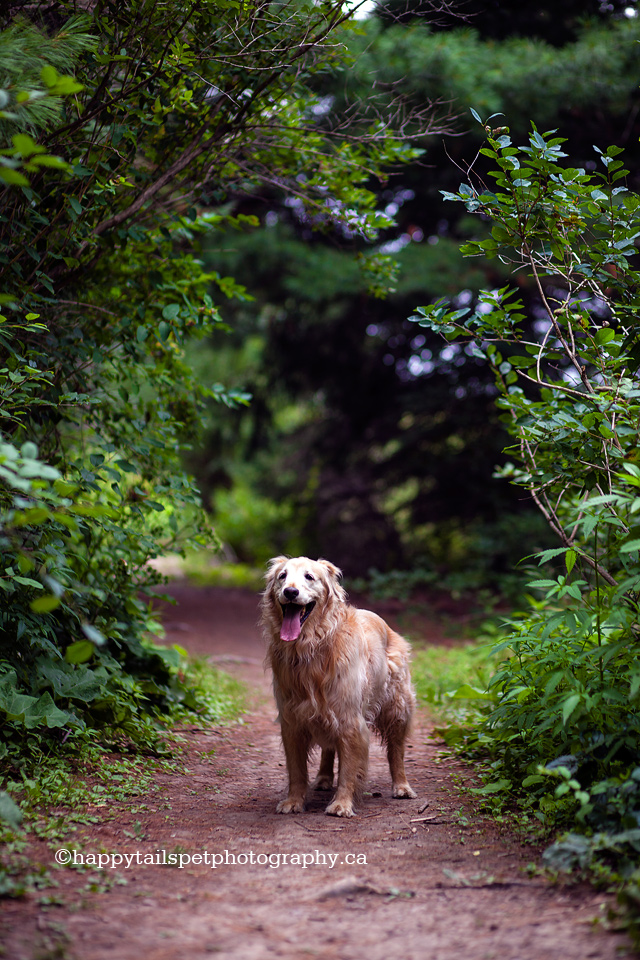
[325,798,355,818]
[392,783,417,799]
[276,798,305,814]
[311,775,334,791]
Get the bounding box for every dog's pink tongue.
[280,605,302,642]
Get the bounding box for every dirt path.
[2,585,633,959]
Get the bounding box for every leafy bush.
[0,426,196,746]
[412,118,640,916]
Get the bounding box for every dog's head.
[262,556,346,642]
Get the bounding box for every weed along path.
[2,585,632,960]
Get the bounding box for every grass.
[182,659,245,722]
[156,552,265,591]
[410,632,500,721]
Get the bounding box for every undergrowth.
[0,659,244,898]
[417,616,640,945]
[411,634,498,721]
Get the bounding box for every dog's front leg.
[276,723,310,814]
[325,722,369,818]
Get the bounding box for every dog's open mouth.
[280,602,316,642]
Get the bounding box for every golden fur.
[261,556,417,818]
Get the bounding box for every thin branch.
[55,299,117,316]
[528,256,595,394]
[517,370,596,401]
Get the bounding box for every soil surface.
[2,584,633,959]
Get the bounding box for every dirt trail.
[2,585,633,959]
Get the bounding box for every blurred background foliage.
[188,0,640,595]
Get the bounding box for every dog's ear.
[317,558,342,581]
[261,557,289,614]
[317,558,346,603]
[264,555,288,582]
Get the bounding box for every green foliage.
[179,554,264,591]
[184,660,244,723]
[192,213,536,578]
[0,0,414,768]
[213,479,305,566]
[349,567,438,601]
[0,17,92,119]
[412,640,497,716]
[348,17,640,138]
[411,117,640,920]
[187,9,640,582]
[0,16,89,186]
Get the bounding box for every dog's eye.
[304,573,315,581]
[278,571,287,581]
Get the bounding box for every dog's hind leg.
[311,748,335,790]
[277,723,310,814]
[386,720,417,799]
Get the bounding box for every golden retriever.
[261,556,417,817]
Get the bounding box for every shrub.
[411,117,640,907]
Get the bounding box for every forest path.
[2,584,632,959]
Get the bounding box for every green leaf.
[12,133,44,157]
[595,328,616,346]
[449,683,492,701]
[562,694,581,725]
[48,75,83,95]
[115,459,137,473]
[470,779,512,795]
[64,641,95,664]
[0,791,23,829]
[32,155,69,170]
[28,692,71,729]
[536,547,570,564]
[40,64,58,86]
[19,506,51,525]
[0,168,30,187]
[30,594,62,614]
[12,576,43,589]
[620,539,640,554]
[20,441,38,459]
[0,676,70,729]
[522,775,545,788]
[161,303,181,320]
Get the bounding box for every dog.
[261,555,417,817]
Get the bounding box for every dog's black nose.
[283,587,299,601]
